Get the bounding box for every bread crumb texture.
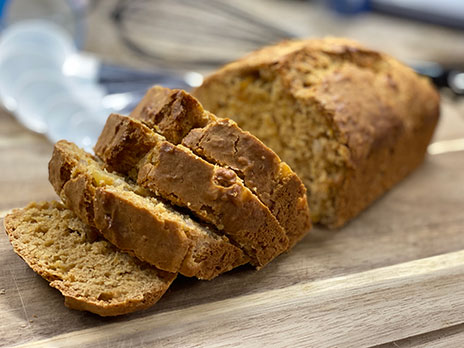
[4,201,176,316]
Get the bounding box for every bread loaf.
[193,38,440,228]
[127,86,311,248]
[49,140,248,279]
[4,201,176,316]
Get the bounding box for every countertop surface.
[1,1,464,347]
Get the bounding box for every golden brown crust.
[48,140,81,194]
[194,37,440,227]
[130,86,209,144]
[95,113,163,179]
[95,114,290,266]
[49,140,247,279]
[179,227,249,279]
[182,118,311,247]
[269,163,312,245]
[333,112,438,227]
[95,187,248,278]
[61,174,95,226]
[93,187,190,272]
[196,37,369,82]
[128,86,311,247]
[4,201,176,316]
[183,119,280,198]
[95,113,161,175]
[310,60,439,227]
[137,141,289,267]
[53,270,175,317]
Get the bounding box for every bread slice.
[49,140,248,279]
[127,86,311,247]
[138,140,288,268]
[4,201,176,316]
[95,114,289,267]
[130,85,210,144]
[183,119,310,248]
[193,38,440,228]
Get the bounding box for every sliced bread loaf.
[127,86,311,247]
[192,38,440,228]
[49,140,248,279]
[4,201,176,316]
[95,114,289,267]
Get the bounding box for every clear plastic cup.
[0,20,109,151]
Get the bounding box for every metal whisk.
[111,0,295,69]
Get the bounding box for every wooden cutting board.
[1,96,464,347]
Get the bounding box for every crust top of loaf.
[194,38,440,228]
[196,37,440,164]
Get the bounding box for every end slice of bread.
[4,201,176,316]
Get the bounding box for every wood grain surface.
[2,1,464,347]
[1,96,464,347]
